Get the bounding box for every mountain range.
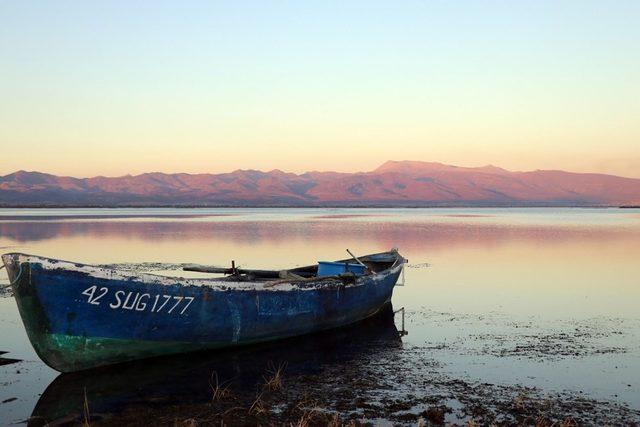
[1,161,639,207]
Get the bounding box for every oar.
[345,249,366,267]
[346,249,375,274]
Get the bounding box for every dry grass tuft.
[82,387,91,427]
[290,407,323,427]
[263,361,287,391]
[209,371,231,403]
[557,418,578,427]
[535,415,578,427]
[249,391,269,415]
[535,415,553,427]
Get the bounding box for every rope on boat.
[0,262,22,289]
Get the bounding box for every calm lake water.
[1,208,639,424]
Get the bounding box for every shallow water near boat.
[1,207,639,424]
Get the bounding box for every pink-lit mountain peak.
[374,160,509,175]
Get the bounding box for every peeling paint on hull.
[2,253,403,372]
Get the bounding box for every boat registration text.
[80,286,195,315]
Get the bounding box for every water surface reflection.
[1,208,639,424]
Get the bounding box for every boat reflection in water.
[29,305,402,425]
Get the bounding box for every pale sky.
[1,1,639,178]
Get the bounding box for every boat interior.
[182,250,403,283]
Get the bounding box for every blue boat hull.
[2,252,403,372]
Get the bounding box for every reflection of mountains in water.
[29,305,402,426]
[1,218,637,249]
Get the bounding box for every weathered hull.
[2,253,402,372]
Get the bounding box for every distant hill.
[1,161,640,207]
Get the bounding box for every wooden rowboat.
[2,249,406,372]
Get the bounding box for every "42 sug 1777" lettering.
[81,286,195,315]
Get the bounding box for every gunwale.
[2,250,404,292]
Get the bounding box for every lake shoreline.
[0,204,633,209]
